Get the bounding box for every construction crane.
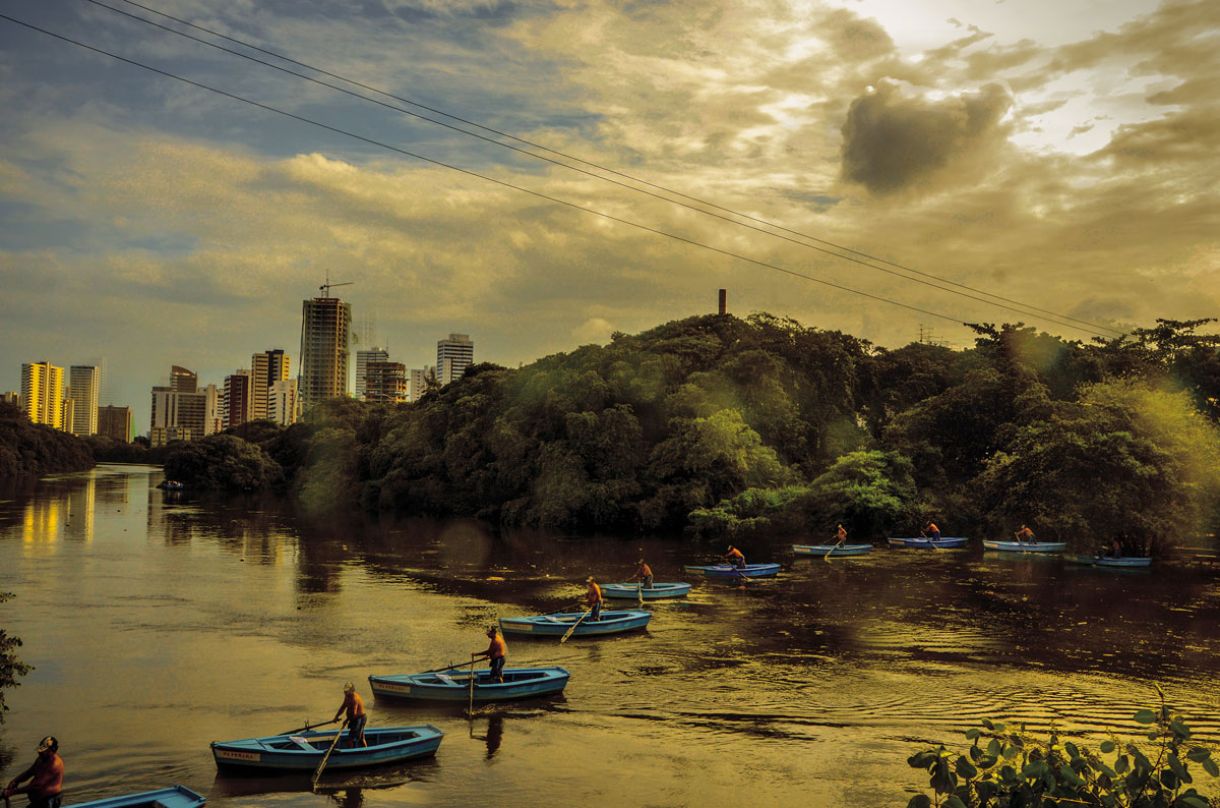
[318,277,353,298]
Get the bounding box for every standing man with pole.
[3,736,64,808]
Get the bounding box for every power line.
[80,0,1124,339]
[3,11,989,332]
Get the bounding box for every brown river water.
[1,465,1218,807]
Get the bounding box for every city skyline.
[1,0,1217,434]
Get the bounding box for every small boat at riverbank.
[792,544,873,557]
[499,610,651,637]
[982,540,1068,554]
[601,582,691,599]
[68,786,206,808]
[368,667,569,703]
[887,537,969,549]
[683,563,781,578]
[211,725,443,772]
[1069,555,1153,568]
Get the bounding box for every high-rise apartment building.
[249,349,291,421]
[406,367,432,403]
[299,296,351,409]
[436,333,474,386]
[355,347,390,401]
[21,361,65,428]
[150,367,218,441]
[269,379,300,426]
[365,361,407,404]
[98,405,134,442]
[68,365,101,436]
[223,370,253,429]
[61,399,76,435]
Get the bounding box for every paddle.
[281,717,339,736]
[560,609,592,644]
[420,660,471,674]
[637,580,644,607]
[467,655,477,718]
[311,718,348,788]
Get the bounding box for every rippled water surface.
[1,466,1218,806]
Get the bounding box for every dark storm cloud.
[839,82,1012,194]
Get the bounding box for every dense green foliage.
[133,314,1220,549]
[161,432,284,492]
[0,592,31,723]
[0,401,94,482]
[905,688,1219,807]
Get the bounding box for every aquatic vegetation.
[0,592,32,723]
[905,687,1219,807]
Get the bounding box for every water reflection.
[2,466,1219,808]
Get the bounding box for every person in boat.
[1110,538,1123,558]
[332,682,367,749]
[3,736,64,808]
[634,559,654,589]
[1014,524,1037,544]
[922,522,942,542]
[724,545,746,568]
[834,524,848,547]
[474,625,508,684]
[585,576,604,621]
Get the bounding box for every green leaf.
[1134,709,1157,724]
[1202,757,1218,777]
[955,756,978,779]
[1185,747,1211,763]
[1178,796,1209,808]
[1100,740,1116,754]
[1115,755,1130,774]
[945,796,967,808]
[905,796,932,808]
[965,728,981,740]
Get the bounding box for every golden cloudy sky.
[0,0,1216,421]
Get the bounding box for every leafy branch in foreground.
[1,592,33,722]
[905,686,1218,807]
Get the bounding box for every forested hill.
[166,313,1220,553]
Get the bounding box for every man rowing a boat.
[1014,524,1037,544]
[634,559,654,589]
[922,522,941,542]
[724,545,746,568]
[3,736,64,808]
[333,682,367,748]
[585,576,604,621]
[474,626,508,683]
[834,524,848,547]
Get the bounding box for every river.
[1,465,1218,806]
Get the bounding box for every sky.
[1,0,1217,429]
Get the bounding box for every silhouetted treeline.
[0,401,94,482]
[155,314,1220,553]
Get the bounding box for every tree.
[974,380,1220,553]
[1,592,31,722]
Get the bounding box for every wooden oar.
[466,655,477,718]
[420,660,468,674]
[560,609,592,644]
[311,718,348,788]
[823,540,838,562]
[281,717,339,735]
[637,581,644,607]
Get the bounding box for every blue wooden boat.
[211,725,442,772]
[683,563,781,578]
[983,540,1067,553]
[499,610,650,637]
[1070,555,1152,568]
[368,667,569,702]
[792,543,873,557]
[887,537,969,549]
[67,787,206,808]
[601,582,691,599]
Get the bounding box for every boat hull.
[1070,555,1152,568]
[368,667,569,703]
[683,563,781,578]
[499,610,651,637]
[792,544,872,556]
[601,582,691,599]
[67,787,206,808]
[982,540,1068,553]
[887,537,969,549]
[211,725,443,772]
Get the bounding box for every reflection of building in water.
[63,476,96,543]
[22,497,62,546]
[95,472,131,507]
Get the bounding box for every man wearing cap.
[584,576,603,621]
[332,683,367,749]
[473,626,508,683]
[3,736,64,808]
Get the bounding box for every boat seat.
[544,616,567,623]
[288,735,314,751]
[436,673,457,685]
